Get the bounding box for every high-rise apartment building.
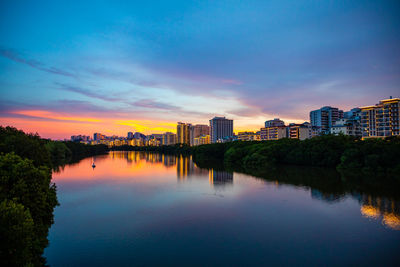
[133,132,146,139]
[193,135,210,146]
[190,124,210,146]
[177,122,191,145]
[287,123,310,140]
[330,108,362,137]
[360,97,400,138]
[265,118,285,128]
[127,132,133,139]
[209,117,233,143]
[260,119,286,141]
[260,126,287,140]
[162,132,177,145]
[310,106,343,134]
[237,131,260,141]
[71,135,90,142]
[93,133,106,141]
[128,138,144,146]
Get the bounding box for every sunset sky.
[1,0,399,139]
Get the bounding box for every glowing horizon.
[1,1,399,139]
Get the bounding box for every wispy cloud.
[221,79,243,85]
[130,99,181,111]
[0,47,76,78]
[0,99,111,116]
[56,82,123,102]
[226,107,261,117]
[3,110,101,124]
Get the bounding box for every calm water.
[45,151,400,266]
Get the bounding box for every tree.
[0,200,34,266]
[0,153,58,266]
[0,126,51,167]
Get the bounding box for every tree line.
[192,135,400,180]
[109,135,400,181]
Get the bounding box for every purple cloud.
[130,99,181,111]
[56,83,124,102]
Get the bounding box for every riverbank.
[45,151,400,265]
[193,135,400,180]
[0,126,108,265]
[111,135,400,180]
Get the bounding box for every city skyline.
[1,1,400,139]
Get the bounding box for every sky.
[0,0,399,139]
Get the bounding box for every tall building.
[260,126,287,140]
[71,135,90,142]
[265,118,285,128]
[177,122,191,145]
[360,97,400,138]
[93,133,106,141]
[287,123,310,140]
[330,119,357,136]
[133,132,146,139]
[193,135,210,146]
[344,108,361,119]
[162,132,177,145]
[190,124,210,145]
[237,131,260,141]
[209,117,233,143]
[127,132,133,139]
[128,138,143,146]
[310,106,343,134]
[330,108,362,137]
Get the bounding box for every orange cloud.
[0,109,178,139]
[11,110,102,123]
[117,120,176,133]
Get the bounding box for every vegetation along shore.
[0,126,107,266]
[113,135,400,180]
[1,126,399,265]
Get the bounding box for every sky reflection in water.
[45,151,400,266]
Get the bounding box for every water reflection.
[358,195,400,230]
[47,151,400,266]
[209,170,233,187]
[311,189,345,203]
[107,151,234,187]
[58,151,400,231]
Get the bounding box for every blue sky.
[0,0,399,138]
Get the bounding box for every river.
[45,151,400,266]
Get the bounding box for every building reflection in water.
[176,154,209,181]
[177,155,194,180]
[175,155,233,186]
[311,189,345,203]
[109,151,233,186]
[111,151,174,166]
[310,188,400,230]
[209,170,233,187]
[357,195,400,230]
[108,151,399,230]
